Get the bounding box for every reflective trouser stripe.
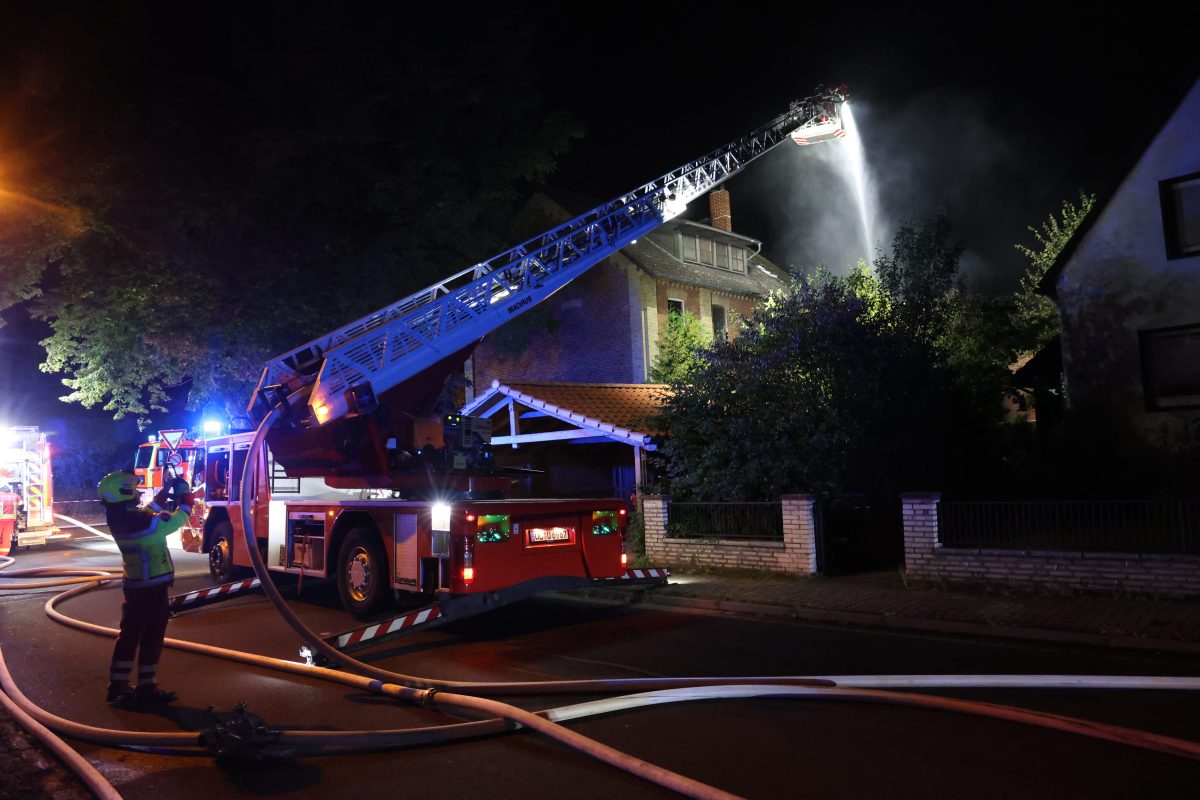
[110,660,134,681]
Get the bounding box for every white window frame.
[730,247,746,273]
[715,242,730,270]
[681,234,697,262]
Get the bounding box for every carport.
[461,380,669,498]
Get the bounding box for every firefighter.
[97,470,193,705]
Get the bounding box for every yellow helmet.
[97,471,139,503]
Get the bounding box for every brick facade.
[472,257,638,387]
[902,492,1200,596]
[643,495,818,576]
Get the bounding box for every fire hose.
[11,568,1200,800]
[7,551,1200,799]
[2,403,1200,798]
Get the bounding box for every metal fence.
[666,502,783,541]
[939,500,1200,554]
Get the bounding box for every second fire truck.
[1,426,68,556]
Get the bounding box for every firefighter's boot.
[105,683,134,704]
[134,686,178,706]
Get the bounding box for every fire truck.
[133,432,205,503]
[194,90,848,620]
[133,432,208,551]
[0,426,68,556]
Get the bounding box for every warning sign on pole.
[158,429,187,452]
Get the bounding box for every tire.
[207,520,238,583]
[337,527,390,619]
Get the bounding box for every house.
[1040,77,1200,456]
[462,188,787,499]
[467,188,788,393]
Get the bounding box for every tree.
[658,269,940,501]
[1012,191,1096,353]
[649,310,706,384]
[656,214,1039,502]
[0,6,583,427]
[873,212,963,343]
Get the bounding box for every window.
[712,305,727,341]
[1140,323,1200,410]
[681,235,697,262]
[1160,172,1200,259]
[715,242,729,270]
[697,238,714,265]
[667,298,684,316]
[731,247,745,273]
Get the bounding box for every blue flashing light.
[202,419,223,436]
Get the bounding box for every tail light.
[462,536,475,586]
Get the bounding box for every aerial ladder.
[184,90,847,639]
[247,89,848,488]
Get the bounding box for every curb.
[558,587,1200,657]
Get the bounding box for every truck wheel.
[208,521,238,583]
[337,528,389,619]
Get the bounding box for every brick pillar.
[708,189,732,232]
[782,494,818,575]
[901,492,942,579]
[643,496,670,563]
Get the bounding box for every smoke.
[733,89,1047,290]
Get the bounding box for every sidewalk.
[572,569,1200,656]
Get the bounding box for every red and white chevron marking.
[331,605,442,649]
[171,577,261,609]
[622,568,670,580]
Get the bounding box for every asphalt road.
[4,535,1200,799]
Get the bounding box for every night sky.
[2,2,1198,439]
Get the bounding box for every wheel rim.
[209,538,227,576]
[346,546,373,602]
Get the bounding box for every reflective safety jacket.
[105,501,192,587]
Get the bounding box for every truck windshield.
[134,446,153,469]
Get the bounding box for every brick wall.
[902,492,1200,596]
[643,495,818,575]
[473,259,637,386]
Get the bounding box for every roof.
[625,223,787,297]
[461,380,671,447]
[1039,76,1200,298]
[537,187,789,298]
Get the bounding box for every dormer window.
[681,235,697,261]
[678,231,748,274]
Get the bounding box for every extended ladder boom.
[250,89,846,427]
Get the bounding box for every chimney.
[709,189,732,232]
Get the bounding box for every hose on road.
[5,403,1200,799]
